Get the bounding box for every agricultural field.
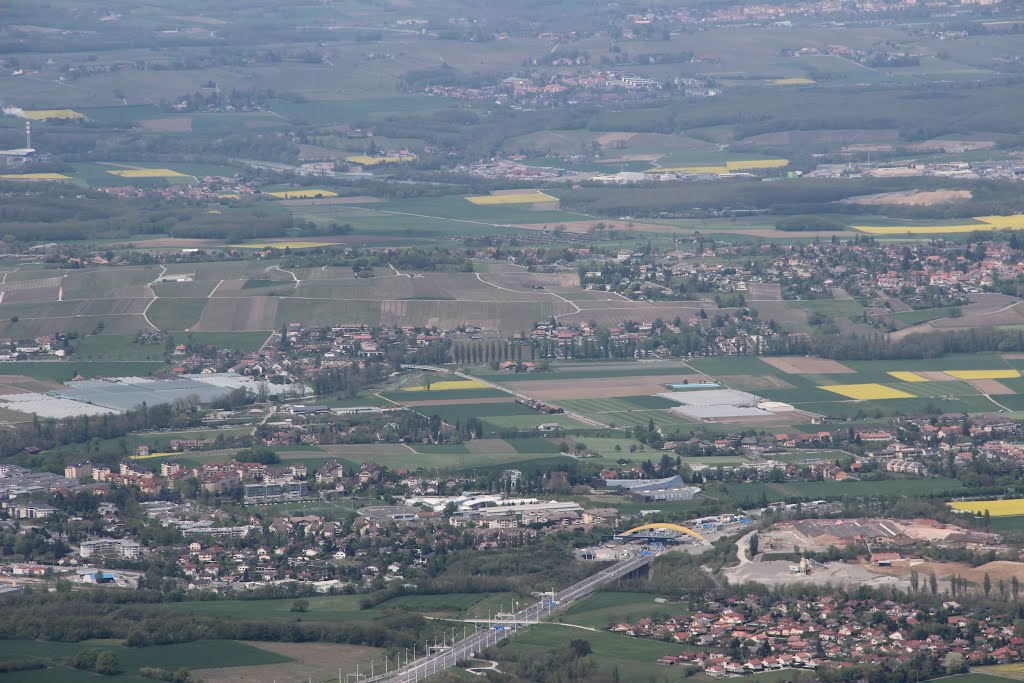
[853,215,1024,235]
[0,639,287,683]
[162,592,496,622]
[107,168,189,179]
[265,189,338,199]
[819,383,916,400]
[344,154,417,165]
[947,498,1024,517]
[559,591,684,630]
[0,172,71,180]
[465,191,559,205]
[401,380,490,392]
[21,109,85,120]
[649,158,789,174]
[498,624,693,681]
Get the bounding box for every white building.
[79,538,142,560]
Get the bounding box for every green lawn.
[558,591,683,630]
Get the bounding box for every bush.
[140,667,197,682]
[94,651,121,676]
[72,649,120,676]
[0,659,44,673]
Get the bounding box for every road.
[402,365,610,429]
[359,553,657,683]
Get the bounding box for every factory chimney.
[25,121,30,150]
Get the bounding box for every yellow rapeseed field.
[229,241,339,249]
[819,383,915,400]
[648,166,730,174]
[855,215,1024,234]
[266,189,339,199]
[771,78,815,85]
[129,452,175,460]
[945,369,1020,380]
[853,224,984,234]
[466,192,559,205]
[401,380,489,392]
[725,159,789,170]
[345,154,416,165]
[948,499,1024,517]
[887,371,929,383]
[107,168,188,178]
[22,109,84,120]
[977,215,1024,229]
[0,172,70,180]
[217,193,241,199]
[647,159,788,174]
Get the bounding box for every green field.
[474,361,696,382]
[146,298,208,331]
[163,592,497,623]
[0,361,165,382]
[181,331,272,353]
[722,476,964,504]
[495,624,688,681]
[0,639,287,683]
[558,591,683,630]
[72,335,167,361]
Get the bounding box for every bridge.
[356,552,658,683]
[613,523,707,544]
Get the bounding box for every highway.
[359,553,656,683]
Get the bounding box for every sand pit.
[841,189,972,207]
[878,560,1024,585]
[969,379,1014,395]
[725,559,909,590]
[760,357,855,374]
[596,132,636,147]
[504,374,708,401]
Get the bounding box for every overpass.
[356,553,656,683]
